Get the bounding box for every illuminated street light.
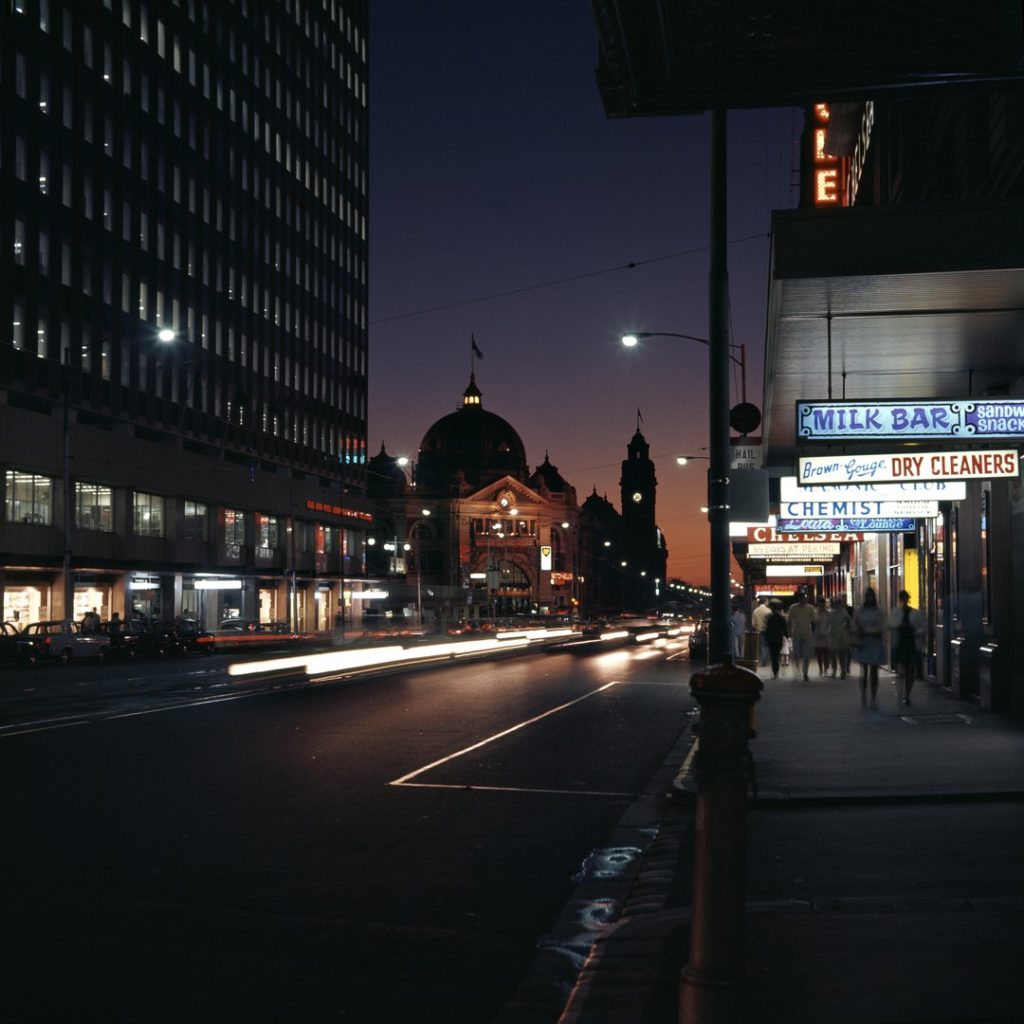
[624,327,762,662]
[622,331,747,403]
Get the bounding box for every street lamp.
[623,330,759,662]
[622,331,747,404]
[409,508,431,627]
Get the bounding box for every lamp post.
[408,508,432,628]
[622,332,747,404]
[62,344,73,621]
[622,331,754,662]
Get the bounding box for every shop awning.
[762,200,1024,467]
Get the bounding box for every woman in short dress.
[853,587,886,708]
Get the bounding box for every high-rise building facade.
[0,0,372,631]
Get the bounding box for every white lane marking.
[0,719,90,738]
[0,691,258,738]
[389,681,620,787]
[394,782,637,797]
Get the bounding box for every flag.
[637,407,643,423]
[471,336,483,359]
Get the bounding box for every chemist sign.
[781,499,938,520]
[798,449,1020,486]
[797,399,1024,441]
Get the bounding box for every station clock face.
[498,490,516,509]
[632,491,644,504]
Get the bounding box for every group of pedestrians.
[748,589,925,707]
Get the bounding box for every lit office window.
[76,482,114,532]
[5,471,53,525]
[256,513,278,552]
[224,508,245,557]
[133,492,164,536]
[183,500,208,541]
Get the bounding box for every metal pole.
[679,106,763,1024]
[62,350,73,620]
[416,533,423,628]
[707,109,731,665]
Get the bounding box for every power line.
[369,233,768,326]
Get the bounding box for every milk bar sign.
[799,450,1020,486]
[798,400,1024,441]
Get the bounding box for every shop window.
[183,500,208,541]
[133,492,164,536]
[76,482,113,532]
[5,470,53,525]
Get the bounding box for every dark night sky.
[368,2,799,584]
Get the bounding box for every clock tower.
[619,426,666,609]
[620,428,657,537]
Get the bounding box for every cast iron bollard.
[679,660,762,1024]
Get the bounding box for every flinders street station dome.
[415,375,529,493]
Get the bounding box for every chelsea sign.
[797,399,1024,441]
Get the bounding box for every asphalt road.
[0,637,698,1022]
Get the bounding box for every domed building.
[414,375,529,493]
[366,374,667,629]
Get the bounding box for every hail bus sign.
[797,399,1024,442]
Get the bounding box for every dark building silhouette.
[0,1,371,630]
[366,374,668,627]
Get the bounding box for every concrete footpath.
[554,666,1024,1024]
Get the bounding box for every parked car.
[104,618,159,660]
[20,620,111,663]
[688,618,710,661]
[0,621,37,667]
[151,618,214,657]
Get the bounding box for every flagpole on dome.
[470,334,483,376]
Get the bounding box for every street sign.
[798,449,1020,486]
[747,543,841,559]
[730,437,763,470]
[779,476,966,503]
[766,565,824,577]
[797,399,1024,441]
[780,499,938,520]
[778,517,915,533]
[747,526,864,543]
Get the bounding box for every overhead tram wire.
[369,233,769,326]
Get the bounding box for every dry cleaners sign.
[797,400,1024,441]
[798,450,1020,486]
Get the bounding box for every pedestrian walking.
[828,596,853,677]
[730,600,747,660]
[813,597,831,676]
[751,596,771,666]
[787,590,817,681]
[764,600,788,679]
[853,587,886,708]
[889,589,925,706]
